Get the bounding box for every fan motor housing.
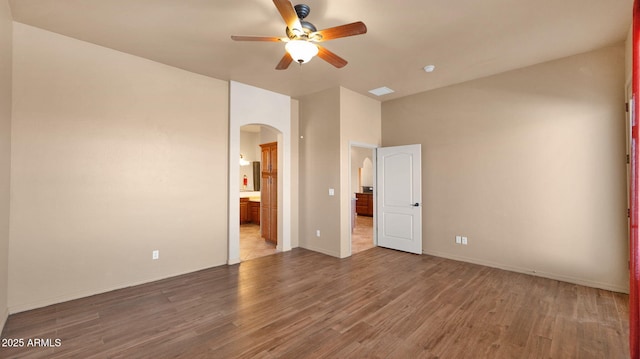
[286,20,316,39]
[285,4,316,39]
[294,4,310,19]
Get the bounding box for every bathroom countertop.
[239,191,260,198]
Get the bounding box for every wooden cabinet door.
[269,144,277,172]
[261,175,277,243]
[240,198,249,224]
[261,145,271,175]
[355,193,373,216]
[249,201,260,224]
[269,174,277,242]
[259,142,278,244]
[261,174,271,241]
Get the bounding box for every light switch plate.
[455,236,462,244]
[329,188,335,196]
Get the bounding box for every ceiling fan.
[231,0,367,70]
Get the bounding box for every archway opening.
[238,124,281,261]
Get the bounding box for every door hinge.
[628,208,631,218]
[627,154,630,164]
[626,102,630,113]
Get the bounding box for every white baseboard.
[423,249,629,294]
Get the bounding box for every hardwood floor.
[0,248,629,358]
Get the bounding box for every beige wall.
[298,87,380,257]
[382,45,629,292]
[339,87,381,257]
[239,130,259,191]
[299,87,342,256]
[9,23,229,312]
[0,0,12,330]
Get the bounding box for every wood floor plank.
[0,247,630,358]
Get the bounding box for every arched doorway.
[238,124,280,261]
[228,81,293,264]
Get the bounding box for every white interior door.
[376,144,422,254]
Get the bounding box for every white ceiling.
[8,0,633,102]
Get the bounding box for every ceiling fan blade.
[276,52,293,70]
[231,35,285,42]
[313,21,367,41]
[272,0,302,33]
[317,46,347,68]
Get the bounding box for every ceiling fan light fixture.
[285,40,318,64]
[231,2,366,70]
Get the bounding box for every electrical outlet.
[329,188,335,196]
[152,250,159,260]
[462,237,468,245]
[455,236,462,244]
[316,230,321,237]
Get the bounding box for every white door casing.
[376,144,422,254]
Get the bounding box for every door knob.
[412,203,420,207]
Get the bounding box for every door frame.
[347,141,378,256]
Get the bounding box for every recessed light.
[368,86,395,96]
[423,65,436,73]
